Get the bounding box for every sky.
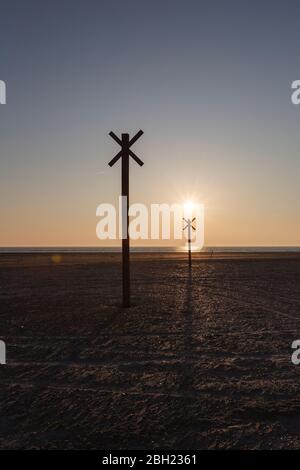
[0,0,299,247]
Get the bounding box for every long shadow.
[174,262,198,447]
[178,263,208,447]
[180,264,195,399]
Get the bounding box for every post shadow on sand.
[182,216,196,379]
[174,261,198,447]
[183,263,194,386]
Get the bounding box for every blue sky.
[0,0,299,246]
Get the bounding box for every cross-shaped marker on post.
[183,217,196,267]
[108,130,144,308]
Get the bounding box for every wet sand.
[0,252,300,449]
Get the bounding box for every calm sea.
[0,247,299,253]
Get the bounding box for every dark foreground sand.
[1,252,300,449]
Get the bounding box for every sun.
[183,200,194,218]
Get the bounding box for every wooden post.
[183,217,196,269]
[108,130,144,308]
[121,133,130,307]
[188,223,192,268]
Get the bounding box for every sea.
[0,247,299,253]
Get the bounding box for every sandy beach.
[1,252,300,449]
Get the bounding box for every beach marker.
[108,130,144,308]
[183,217,196,267]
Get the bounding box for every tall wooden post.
[121,133,130,307]
[188,223,192,268]
[108,130,144,308]
[183,217,196,269]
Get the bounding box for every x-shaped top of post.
[183,217,196,231]
[108,130,144,167]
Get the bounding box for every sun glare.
[183,200,194,218]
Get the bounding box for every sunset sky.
[0,0,300,247]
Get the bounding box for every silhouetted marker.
[183,217,196,267]
[108,130,144,307]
